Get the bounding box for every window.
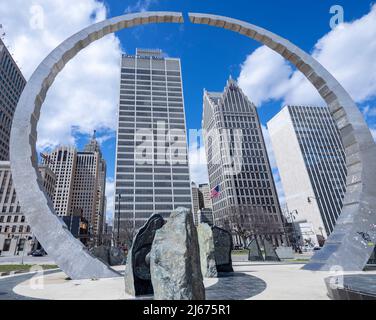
[3,239,11,252]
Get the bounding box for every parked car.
[313,246,321,251]
[31,249,47,256]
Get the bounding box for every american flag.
[210,185,220,199]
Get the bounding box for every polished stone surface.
[263,239,281,262]
[247,239,264,261]
[124,214,164,296]
[212,226,233,272]
[197,223,217,278]
[326,274,376,300]
[150,208,205,300]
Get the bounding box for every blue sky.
[2,0,376,223]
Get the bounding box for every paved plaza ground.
[1,257,374,300]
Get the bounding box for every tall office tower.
[83,131,107,243]
[198,183,213,209]
[43,134,107,243]
[267,105,347,240]
[115,49,192,231]
[0,161,55,256]
[44,146,77,216]
[202,78,285,245]
[191,182,200,225]
[0,38,26,160]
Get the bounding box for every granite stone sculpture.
[124,214,165,296]
[197,223,218,278]
[263,239,281,262]
[9,11,376,280]
[247,238,264,261]
[91,246,126,266]
[212,226,233,272]
[150,208,205,300]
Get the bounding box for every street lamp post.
[288,209,301,253]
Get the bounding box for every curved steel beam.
[10,12,183,280]
[188,12,376,271]
[10,11,375,282]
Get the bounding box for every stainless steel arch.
[10,12,183,280]
[10,11,376,281]
[188,13,376,271]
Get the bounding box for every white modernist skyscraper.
[202,78,285,245]
[267,105,347,240]
[114,49,192,231]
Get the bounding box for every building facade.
[0,38,26,161]
[267,105,347,241]
[198,183,212,210]
[0,161,55,256]
[44,146,77,216]
[191,181,200,225]
[202,78,285,245]
[43,134,107,244]
[114,49,192,232]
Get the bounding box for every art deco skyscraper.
[267,105,347,240]
[115,49,192,230]
[43,133,107,243]
[0,38,26,160]
[202,78,285,245]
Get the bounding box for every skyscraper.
[198,183,212,210]
[202,78,285,245]
[267,105,347,240]
[45,146,77,216]
[0,161,55,256]
[115,49,192,231]
[0,38,26,161]
[43,133,107,243]
[191,181,200,225]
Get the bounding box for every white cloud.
[188,139,209,185]
[238,4,376,108]
[1,0,122,225]
[0,0,122,149]
[238,46,294,106]
[105,178,115,225]
[124,0,158,13]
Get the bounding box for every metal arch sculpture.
[189,13,376,271]
[9,12,183,280]
[10,11,376,281]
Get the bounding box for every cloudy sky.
[1,0,375,223]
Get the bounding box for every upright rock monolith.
[247,238,264,261]
[150,207,205,300]
[263,239,280,261]
[212,226,233,272]
[90,245,126,266]
[124,214,165,296]
[197,223,217,278]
